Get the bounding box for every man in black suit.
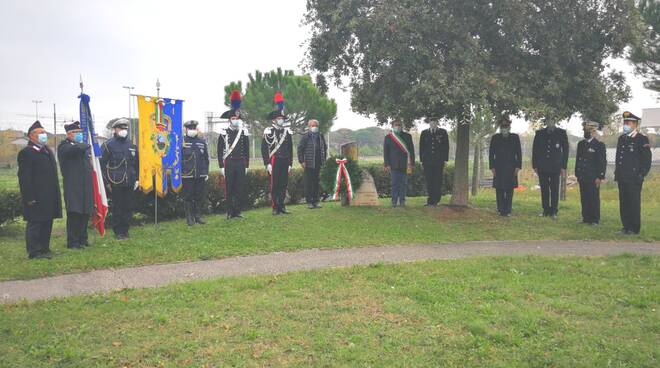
[575,121,606,225]
[532,119,569,218]
[17,121,62,259]
[488,117,522,216]
[419,118,449,206]
[615,111,652,235]
[57,121,94,248]
[384,120,415,208]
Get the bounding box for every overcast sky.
[1,0,657,136]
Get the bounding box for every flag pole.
[155,78,160,228]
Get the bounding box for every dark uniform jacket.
[57,139,94,214]
[384,131,415,170]
[532,127,569,174]
[297,131,327,169]
[419,128,449,166]
[182,135,210,178]
[575,138,606,183]
[100,136,139,187]
[17,142,62,221]
[489,133,522,189]
[614,132,652,183]
[217,128,249,168]
[261,127,293,166]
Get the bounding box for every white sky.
[0,0,657,136]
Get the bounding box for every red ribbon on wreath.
[333,158,354,201]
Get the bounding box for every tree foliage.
[303,0,644,205]
[223,69,337,134]
[629,0,659,94]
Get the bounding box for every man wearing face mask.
[17,121,62,259]
[532,119,569,218]
[488,117,522,217]
[575,120,607,226]
[181,120,210,225]
[615,111,652,235]
[262,100,293,215]
[100,119,139,240]
[419,118,449,207]
[218,94,250,219]
[384,120,415,208]
[57,121,94,248]
[298,119,327,209]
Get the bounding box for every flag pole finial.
[79,75,84,93]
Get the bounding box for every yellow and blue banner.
[137,95,183,197]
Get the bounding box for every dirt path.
[1,240,658,304]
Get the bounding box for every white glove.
[267,164,272,175]
[205,176,209,181]
[245,168,249,175]
[133,181,139,191]
[220,168,225,176]
[288,166,292,173]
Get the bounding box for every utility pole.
[32,100,42,120]
[53,103,57,153]
[122,85,134,141]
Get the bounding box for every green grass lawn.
[1,255,657,367]
[0,172,658,281]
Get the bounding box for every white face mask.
[117,129,128,138]
[393,126,402,133]
[275,118,285,127]
[187,129,198,137]
[310,126,319,133]
[429,122,439,129]
[500,127,510,136]
[230,119,242,130]
[37,133,48,144]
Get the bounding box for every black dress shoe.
[307,204,315,209]
[313,203,322,209]
[29,252,52,260]
[272,209,280,216]
[280,209,292,215]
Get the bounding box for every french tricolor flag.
[79,93,108,236]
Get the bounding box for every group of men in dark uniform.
[15,105,653,259]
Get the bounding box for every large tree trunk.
[471,141,480,197]
[451,120,470,207]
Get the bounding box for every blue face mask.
[74,132,84,143]
[37,133,48,144]
[622,125,633,134]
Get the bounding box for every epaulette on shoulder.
[263,127,273,135]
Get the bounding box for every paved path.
[1,240,658,304]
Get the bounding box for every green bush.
[364,163,453,198]
[0,189,22,226]
[126,168,307,220]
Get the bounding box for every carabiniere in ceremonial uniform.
[489,117,522,217]
[100,118,139,240]
[181,120,210,226]
[262,92,293,215]
[614,111,652,235]
[218,90,250,219]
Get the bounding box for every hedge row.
[0,189,22,226]
[1,164,455,226]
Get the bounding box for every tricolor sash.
[223,128,243,160]
[388,131,413,166]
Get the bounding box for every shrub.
[0,189,22,226]
[364,163,454,198]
